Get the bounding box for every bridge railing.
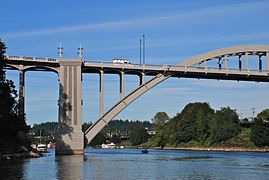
[84,61,171,69]
[4,55,58,63]
[84,61,269,75]
[181,66,269,75]
[4,56,268,75]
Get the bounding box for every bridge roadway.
[83,61,269,82]
[2,45,269,155]
[4,55,269,82]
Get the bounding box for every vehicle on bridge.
[112,58,131,64]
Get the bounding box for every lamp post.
[143,35,145,65]
[78,44,83,59]
[58,43,63,58]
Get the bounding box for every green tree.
[257,109,269,121]
[209,107,241,145]
[251,119,269,147]
[31,122,58,136]
[111,134,120,144]
[177,102,214,144]
[151,112,169,130]
[129,122,149,145]
[0,39,28,152]
[149,112,170,147]
[82,122,92,132]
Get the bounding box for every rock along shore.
[0,151,42,160]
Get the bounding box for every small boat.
[47,142,55,148]
[141,149,148,154]
[101,142,116,149]
[37,144,48,152]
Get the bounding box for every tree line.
[150,102,269,148]
[26,103,269,148]
[86,120,152,146]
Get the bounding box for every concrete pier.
[56,58,84,155]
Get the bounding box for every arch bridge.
[1,45,269,155]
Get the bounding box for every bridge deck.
[2,56,269,82]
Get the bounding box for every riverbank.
[0,151,42,160]
[162,146,269,152]
[0,145,43,160]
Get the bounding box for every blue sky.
[1,0,269,125]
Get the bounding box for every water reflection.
[56,155,83,180]
[1,149,269,179]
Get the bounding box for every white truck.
[112,58,131,64]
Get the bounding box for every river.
[1,148,269,180]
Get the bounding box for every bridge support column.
[245,52,249,71]
[19,70,25,115]
[56,58,84,155]
[218,58,222,69]
[99,70,104,117]
[120,71,124,99]
[266,52,269,71]
[139,72,145,85]
[259,55,262,71]
[238,55,242,71]
[224,55,228,70]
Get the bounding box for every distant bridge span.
[2,45,269,155]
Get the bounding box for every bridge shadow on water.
[55,154,84,180]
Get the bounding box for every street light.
[58,43,63,58]
[143,35,145,65]
[77,44,83,59]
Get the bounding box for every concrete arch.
[3,64,20,71]
[82,67,100,74]
[24,66,59,74]
[84,73,168,143]
[103,69,122,75]
[124,70,142,76]
[84,45,269,144]
[178,45,269,66]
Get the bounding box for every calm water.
[1,148,269,180]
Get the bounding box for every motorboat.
[141,149,148,154]
[37,144,48,152]
[101,142,116,149]
[47,142,55,148]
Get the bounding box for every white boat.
[37,144,48,152]
[47,142,55,148]
[101,142,116,149]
